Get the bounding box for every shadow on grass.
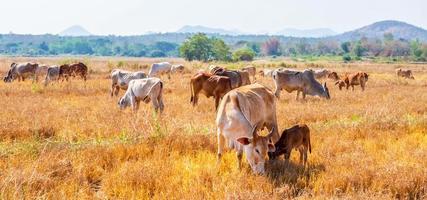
[266,159,326,194]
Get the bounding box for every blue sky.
[1,0,425,35]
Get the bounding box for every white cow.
[148,62,172,79]
[216,83,279,174]
[110,69,147,96]
[118,78,164,113]
[44,66,60,86]
[171,64,185,74]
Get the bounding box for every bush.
[343,54,352,62]
[232,48,255,61]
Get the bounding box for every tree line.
[1,33,426,61]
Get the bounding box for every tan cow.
[242,66,256,81]
[396,68,414,79]
[216,83,280,174]
[344,72,369,91]
[190,72,232,110]
[268,124,311,167]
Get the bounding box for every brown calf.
[190,72,232,110]
[344,72,369,91]
[268,124,311,167]
[396,68,414,79]
[335,80,346,90]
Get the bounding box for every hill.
[59,25,92,37]
[332,20,427,41]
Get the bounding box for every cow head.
[236,125,275,174]
[328,72,340,81]
[117,96,130,109]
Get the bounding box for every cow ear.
[236,137,252,145]
[268,143,275,152]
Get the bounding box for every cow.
[44,66,60,86]
[396,68,414,79]
[216,83,280,174]
[272,69,330,100]
[110,69,147,97]
[59,62,88,81]
[344,72,369,91]
[313,69,330,79]
[238,70,251,86]
[117,78,164,113]
[171,64,185,74]
[328,71,340,81]
[258,69,274,77]
[3,62,38,82]
[190,72,232,110]
[242,66,256,81]
[35,65,49,82]
[212,67,243,89]
[268,124,311,167]
[335,80,346,90]
[148,62,172,79]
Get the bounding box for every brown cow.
[268,124,311,167]
[59,62,88,81]
[328,71,340,81]
[335,80,346,90]
[344,72,369,91]
[396,68,414,79]
[190,72,232,110]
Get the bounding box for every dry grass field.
[0,57,426,199]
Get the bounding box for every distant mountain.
[59,25,92,36]
[177,25,243,35]
[333,20,427,41]
[276,28,337,38]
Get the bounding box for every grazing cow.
[212,67,243,89]
[344,72,369,91]
[242,66,256,81]
[268,124,311,167]
[118,78,164,113]
[396,68,414,79]
[272,69,330,100]
[59,62,88,81]
[258,69,274,77]
[328,71,340,81]
[171,64,185,74]
[190,72,232,110]
[335,80,346,90]
[238,70,251,86]
[148,62,172,79]
[4,62,38,82]
[110,69,147,97]
[44,66,60,86]
[35,65,49,82]
[216,83,280,174]
[313,69,330,79]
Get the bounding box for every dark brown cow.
[335,80,346,90]
[59,62,88,81]
[212,67,243,89]
[268,124,311,167]
[190,72,232,110]
[396,68,414,79]
[344,72,369,91]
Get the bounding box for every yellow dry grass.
[0,57,426,199]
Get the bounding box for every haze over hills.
[331,20,427,41]
[59,25,92,36]
[176,25,244,36]
[275,28,337,38]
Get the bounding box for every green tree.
[352,41,366,57]
[179,33,231,61]
[410,40,423,60]
[232,48,255,61]
[341,42,351,53]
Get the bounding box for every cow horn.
[267,127,275,138]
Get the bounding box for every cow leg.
[214,96,220,111]
[284,151,291,165]
[296,91,300,100]
[351,85,354,91]
[217,130,225,164]
[21,76,25,82]
[298,147,304,165]
[167,72,171,80]
[152,94,160,113]
[361,82,365,91]
[110,84,116,97]
[303,148,308,167]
